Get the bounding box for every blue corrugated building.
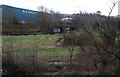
[0,5,39,24]
[0,5,64,35]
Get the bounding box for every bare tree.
[37,6,62,34]
[66,1,119,74]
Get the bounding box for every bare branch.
[107,2,117,31]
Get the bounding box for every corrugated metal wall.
[2,5,39,24]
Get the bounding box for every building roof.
[0,4,39,13]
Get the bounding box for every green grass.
[2,34,62,41]
[2,34,79,58]
[36,47,79,60]
[44,47,79,56]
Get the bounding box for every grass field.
[2,33,120,75]
[2,34,79,60]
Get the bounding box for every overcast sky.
[0,0,119,16]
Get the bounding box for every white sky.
[0,0,119,16]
